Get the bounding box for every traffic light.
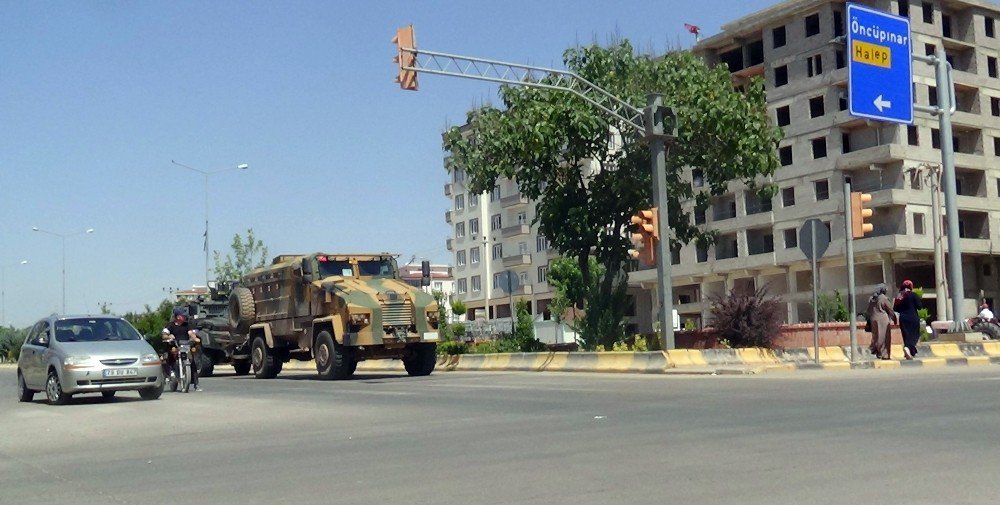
[850,192,874,238]
[392,25,418,91]
[629,208,658,267]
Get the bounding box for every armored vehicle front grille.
[381,300,413,326]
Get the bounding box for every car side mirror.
[420,260,431,287]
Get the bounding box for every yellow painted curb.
[480,353,512,370]
[872,360,901,369]
[919,358,947,368]
[891,344,905,357]
[964,356,991,366]
[737,348,778,365]
[926,343,964,358]
[820,362,851,370]
[595,352,635,373]
[760,363,796,373]
[982,342,1000,356]
[665,349,708,368]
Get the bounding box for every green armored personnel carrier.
[227,253,439,379]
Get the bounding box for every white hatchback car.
[17,315,164,405]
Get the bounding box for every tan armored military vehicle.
[227,253,440,379]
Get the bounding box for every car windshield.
[357,260,395,278]
[54,318,143,342]
[317,258,354,278]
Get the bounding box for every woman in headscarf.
[894,279,922,359]
[866,284,896,359]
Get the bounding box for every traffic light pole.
[646,94,675,350]
[843,180,858,363]
[394,30,679,348]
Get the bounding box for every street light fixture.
[170,160,249,287]
[1,260,28,326]
[32,227,95,314]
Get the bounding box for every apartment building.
[398,263,458,321]
[444,168,560,322]
[628,0,1000,330]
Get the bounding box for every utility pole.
[392,27,679,348]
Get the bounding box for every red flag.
[684,23,700,35]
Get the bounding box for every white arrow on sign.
[873,94,892,112]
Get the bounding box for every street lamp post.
[1,260,28,325]
[170,160,249,287]
[32,227,94,314]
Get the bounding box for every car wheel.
[17,371,34,403]
[196,351,215,378]
[101,391,116,400]
[232,360,252,375]
[45,371,71,405]
[251,337,279,379]
[139,383,163,400]
[315,331,354,380]
[403,343,437,377]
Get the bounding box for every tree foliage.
[122,299,174,353]
[709,287,784,349]
[0,325,30,362]
[212,228,269,281]
[443,41,781,348]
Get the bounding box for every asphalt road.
[1,364,999,505]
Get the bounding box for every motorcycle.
[967,316,1000,340]
[161,340,193,392]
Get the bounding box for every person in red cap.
[893,280,921,359]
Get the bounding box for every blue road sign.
[847,3,913,124]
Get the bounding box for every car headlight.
[64,355,93,368]
[140,353,161,365]
[350,313,371,326]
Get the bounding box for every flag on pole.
[684,23,701,42]
[203,229,208,252]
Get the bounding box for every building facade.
[629,0,1000,330]
[399,263,458,321]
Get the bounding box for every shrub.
[452,323,466,339]
[816,290,849,322]
[708,286,784,349]
[438,340,469,355]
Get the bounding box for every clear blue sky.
[0,0,774,326]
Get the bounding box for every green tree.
[450,299,467,320]
[0,325,30,362]
[432,290,453,342]
[123,299,175,353]
[212,228,269,281]
[816,290,850,322]
[444,41,781,349]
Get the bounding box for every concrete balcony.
[506,285,533,296]
[502,254,532,268]
[501,223,531,239]
[500,193,530,208]
[445,210,453,224]
[444,183,453,197]
[835,144,907,171]
[446,238,453,251]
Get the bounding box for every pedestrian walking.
[866,285,897,359]
[894,280,921,360]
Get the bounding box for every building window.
[455,222,465,238]
[833,10,844,36]
[470,247,481,264]
[454,194,465,210]
[842,132,852,153]
[814,179,830,201]
[908,126,919,146]
[994,137,1000,156]
[696,243,708,263]
[779,145,793,166]
[922,1,933,24]
[898,0,910,17]
[776,105,790,127]
[809,95,825,118]
[537,266,548,283]
[491,214,502,231]
[518,241,528,255]
[782,187,795,207]
[518,271,528,286]
[925,44,935,57]
[942,13,953,38]
[694,206,706,225]
[492,273,503,290]
[836,50,845,69]
[471,276,481,293]
[931,128,941,148]
[988,57,998,79]
[692,168,705,187]
[516,212,527,225]
[914,214,926,235]
[839,93,848,111]
[929,85,938,107]
[490,185,502,201]
[671,246,681,265]
[805,13,820,37]
[536,235,549,252]
[457,279,467,294]
[434,281,443,291]
[492,243,503,260]
[774,65,788,87]
[987,17,996,38]
[470,193,479,208]
[784,228,798,248]
[469,218,479,237]
[807,54,823,77]
[456,250,467,266]
[772,25,786,48]
[812,137,828,159]
[992,97,1000,117]
[453,169,465,182]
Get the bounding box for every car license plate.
[103,368,138,377]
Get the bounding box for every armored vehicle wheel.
[403,343,437,377]
[228,286,256,335]
[232,360,252,375]
[315,331,354,380]
[196,351,215,378]
[251,337,280,379]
